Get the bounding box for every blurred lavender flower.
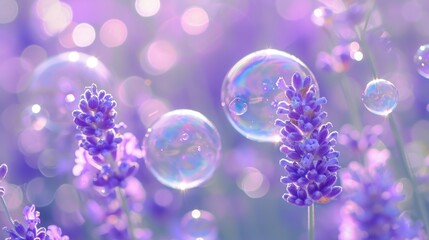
[339,159,425,239]
[275,72,342,206]
[338,124,383,153]
[0,164,68,240]
[72,84,141,194]
[3,204,69,240]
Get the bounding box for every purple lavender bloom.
[275,72,342,206]
[73,84,141,194]
[339,161,425,239]
[339,124,383,153]
[72,83,122,156]
[3,205,68,240]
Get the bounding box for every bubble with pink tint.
[221,49,317,142]
[22,51,111,128]
[142,109,221,190]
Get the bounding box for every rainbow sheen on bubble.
[414,44,429,79]
[362,79,398,116]
[180,209,217,240]
[221,49,318,142]
[22,51,111,128]
[142,109,221,190]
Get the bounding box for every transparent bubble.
[180,209,217,240]
[362,79,398,116]
[414,44,429,79]
[142,109,221,190]
[228,97,248,116]
[221,49,317,142]
[21,51,111,129]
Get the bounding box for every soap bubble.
[221,49,317,142]
[142,109,221,190]
[21,51,111,130]
[362,79,398,116]
[180,209,217,240]
[414,44,429,79]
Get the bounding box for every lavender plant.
[339,159,424,239]
[72,84,143,239]
[276,72,342,206]
[0,164,69,240]
[275,72,342,239]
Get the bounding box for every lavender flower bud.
[276,72,342,206]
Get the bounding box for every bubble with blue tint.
[221,49,318,142]
[414,44,429,79]
[142,109,221,190]
[362,79,398,116]
[22,51,111,128]
[180,209,217,240]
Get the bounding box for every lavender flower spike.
[276,72,342,206]
[3,204,69,240]
[339,160,425,239]
[72,83,122,156]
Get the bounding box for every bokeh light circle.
[362,79,399,116]
[22,51,111,128]
[414,44,429,79]
[180,209,217,240]
[142,109,221,190]
[221,49,317,142]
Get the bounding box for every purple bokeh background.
[1,0,429,239]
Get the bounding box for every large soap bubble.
[221,49,317,142]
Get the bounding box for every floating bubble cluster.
[414,44,429,79]
[362,79,399,116]
[221,49,317,142]
[142,109,221,190]
[180,209,217,240]
[21,51,111,129]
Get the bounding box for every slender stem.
[0,196,14,227]
[388,114,429,232]
[308,204,315,240]
[116,187,136,240]
[322,27,363,130]
[354,1,378,80]
[105,153,136,240]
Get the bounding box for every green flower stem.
[105,153,137,240]
[308,204,315,240]
[0,196,14,228]
[321,27,363,130]
[116,187,136,240]
[388,114,429,233]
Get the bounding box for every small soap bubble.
[21,51,111,129]
[180,209,217,240]
[362,79,398,116]
[142,109,221,190]
[221,49,317,142]
[228,97,248,116]
[180,132,190,141]
[414,44,429,79]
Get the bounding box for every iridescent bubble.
[414,44,429,79]
[228,97,248,116]
[362,79,398,116]
[221,49,317,142]
[180,209,217,240]
[21,51,111,129]
[142,109,221,190]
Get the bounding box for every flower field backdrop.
[0,0,429,239]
